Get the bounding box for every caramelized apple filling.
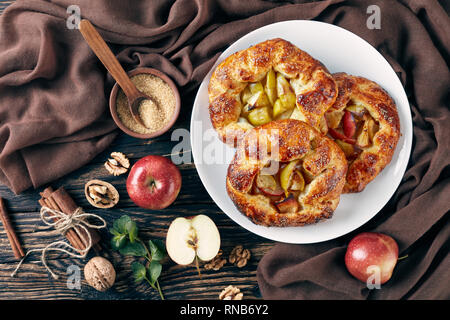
[252,160,314,213]
[325,102,380,161]
[240,69,297,127]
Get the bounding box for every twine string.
[11,206,106,279]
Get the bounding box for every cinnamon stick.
[0,197,25,259]
[39,187,101,252]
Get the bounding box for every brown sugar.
[115,73,176,134]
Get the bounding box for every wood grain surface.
[0,0,272,300]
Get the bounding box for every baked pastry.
[324,73,400,193]
[208,38,337,146]
[226,119,347,227]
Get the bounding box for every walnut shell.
[84,180,119,209]
[84,256,116,292]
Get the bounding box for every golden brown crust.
[226,119,347,227]
[208,38,337,146]
[328,73,400,193]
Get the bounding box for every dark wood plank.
[0,205,269,300]
[0,128,273,300]
[0,114,273,300]
[0,0,274,300]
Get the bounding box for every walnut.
[204,250,227,271]
[85,180,119,209]
[84,256,116,292]
[104,152,130,176]
[229,245,251,268]
[219,285,243,300]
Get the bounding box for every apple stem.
[397,254,408,261]
[195,256,202,279]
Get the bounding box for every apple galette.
[324,73,400,193]
[208,38,337,146]
[226,119,347,227]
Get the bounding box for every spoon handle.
[79,19,140,99]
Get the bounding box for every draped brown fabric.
[0,0,448,299]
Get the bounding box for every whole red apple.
[345,232,399,285]
[126,155,181,210]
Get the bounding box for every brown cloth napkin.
[0,0,120,194]
[0,0,448,299]
[0,0,312,194]
[0,0,345,194]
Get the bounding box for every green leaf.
[111,234,127,250]
[131,262,147,283]
[119,241,147,257]
[125,220,138,243]
[113,215,131,234]
[149,240,166,261]
[148,261,162,285]
[110,228,122,237]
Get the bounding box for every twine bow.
[11,206,106,279]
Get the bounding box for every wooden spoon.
[79,19,150,127]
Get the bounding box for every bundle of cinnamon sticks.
[38,187,101,252]
[0,187,101,260]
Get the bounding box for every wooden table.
[0,0,272,300]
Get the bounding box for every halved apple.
[265,69,277,105]
[275,194,299,213]
[280,160,299,195]
[166,215,221,266]
[255,174,284,196]
[248,106,272,126]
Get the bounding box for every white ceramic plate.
[190,20,412,244]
